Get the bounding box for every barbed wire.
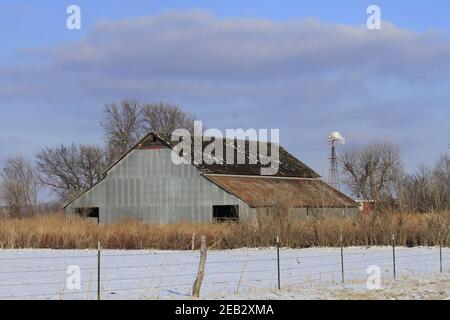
[0,249,446,276]
[1,245,444,263]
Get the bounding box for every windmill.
[328,131,345,190]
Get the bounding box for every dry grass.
[0,211,449,249]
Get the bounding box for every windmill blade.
[328,131,345,145]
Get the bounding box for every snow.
[0,246,448,300]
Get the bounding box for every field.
[1,212,450,249]
[0,246,449,300]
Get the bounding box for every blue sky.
[1,1,450,200]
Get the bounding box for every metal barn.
[64,133,357,223]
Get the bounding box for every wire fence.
[0,239,448,300]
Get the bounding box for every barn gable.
[65,146,248,223]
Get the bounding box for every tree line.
[0,100,448,216]
[340,142,449,212]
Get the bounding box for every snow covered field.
[0,247,448,300]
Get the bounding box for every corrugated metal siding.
[66,149,250,223]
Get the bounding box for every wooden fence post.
[191,229,196,251]
[192,235,207,297]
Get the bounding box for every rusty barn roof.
[204,175,357,208]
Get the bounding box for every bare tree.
[339,142,403,208]
[142,102,195,138]
[100,99,143,161]
[100,100,195,160]
[36,144,106,202]
[396,155,450,212]
[0,157,40,216]
[434,154,450,189]
[434,154,450,210]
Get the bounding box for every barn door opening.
[213,205,239,222]
[74,207,99,223]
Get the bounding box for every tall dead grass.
[0,212,449,249]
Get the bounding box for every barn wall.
[66,148,251,223]
[304,207,359,218]
[249,207,359,221]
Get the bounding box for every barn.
[64,133,357,223]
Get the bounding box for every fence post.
[191,229,196,251]
[192,235,207,297]
[392,234,396,279]
[439,242,443,274]
[276,236,281,290]
[340,234,344,284]
[97,241,101,300]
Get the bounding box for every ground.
[216,273,450,300]
[0,246,448,300]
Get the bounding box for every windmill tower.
[328,131,345,190]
